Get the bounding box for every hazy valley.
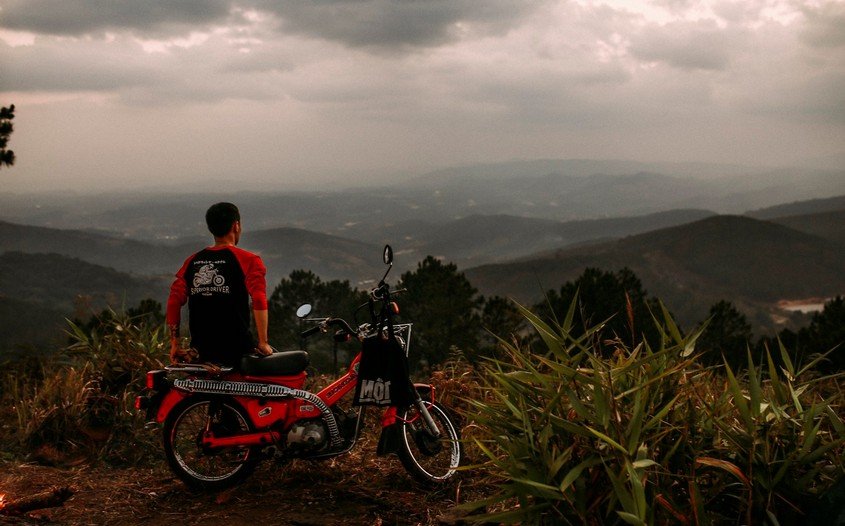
[1,159,844,352]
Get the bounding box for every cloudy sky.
[1,0,843,192]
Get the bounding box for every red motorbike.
[136,245,462,490]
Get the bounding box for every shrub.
[465,299,845,525]
[2,307,167,464]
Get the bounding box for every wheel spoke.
[399,403,461,483]
[168,400,251,483]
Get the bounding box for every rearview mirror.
[296,304,312,318]
[383,245,393,265]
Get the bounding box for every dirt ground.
[0,448,478,526]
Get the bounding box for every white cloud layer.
[0,0,843,192]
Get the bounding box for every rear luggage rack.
[165,363,234,375]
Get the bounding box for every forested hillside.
[0,252,167,354]
[465,215,845,330]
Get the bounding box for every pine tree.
[0,104,15,169]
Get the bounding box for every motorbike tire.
[397,401,462,485]
[163,395,258,491]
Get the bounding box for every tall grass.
[464,300,845,524]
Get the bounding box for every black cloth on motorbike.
[353,334,414,407]
[240,351,310,376]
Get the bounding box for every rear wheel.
[397,402,461,485]
[163,396,258,490]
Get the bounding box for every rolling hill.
[464,215,845,331]
[747,195,845,220]
[0,251,167,313]
[239,228,380,286]
[0,252,168,354]
[0,220,382,286]
[0,220,184,275]
[398,209,716,266]
[769,209,845,246]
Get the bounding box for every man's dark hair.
[206,202,240,237]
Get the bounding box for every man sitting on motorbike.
[166,202,273,365]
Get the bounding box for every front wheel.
[397,402,461,485]
[162,396,258,490]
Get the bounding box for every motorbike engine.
[286,419,328,452]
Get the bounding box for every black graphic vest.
[184,248,253,365]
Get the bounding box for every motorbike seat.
[240,350,310,376]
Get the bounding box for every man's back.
[166,202,271,366]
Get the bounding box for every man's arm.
[254,308,273,356]
[239,250,272,356]
[166,257,192,363]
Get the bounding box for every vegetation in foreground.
[1,276,843,524]
[464,299,845,525]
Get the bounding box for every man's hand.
[255,342,274,356]
[170,340,181,364]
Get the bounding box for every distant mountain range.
[748,195,845,220]
[1,168,844,351]
[0,208,719,285]
[2,159,843,240]
[393,209,716,267]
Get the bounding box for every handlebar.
[302,279,403,341]
[370,285,405,301]
[300,317,357,339]
[300,325,322,338]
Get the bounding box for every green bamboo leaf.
[616,511,646,526]
[626,461,647,521]
[695,457,751,487]
[681,321,706,358]
[512,477,565,500]
[564,390,593,421]
[772,456,792,487]
[562,290,579,334]
[643,393,682,432]
[724,361,754,430]
[472,439,507,466]
[586,426,628,455]
[659,300,683,345]
[632,459,658,470]
[688,480,709,526]
[747,349,762,418]
[802,438,845,463]
[606,465,637,515]
[826,406,845,436]
[778,338,795,378]
[591,365,611,428]
[626,393,646,455]
[796,344,841,377]
[515,301,565,356]
[547,414,597,439]
[559,457,602,493]
[505,370,541,383]
[765,347,788,404]
[534,355,591,383]
[548,445,574,480]
[790,380,804,415]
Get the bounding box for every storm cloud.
[0,0,233,36]
[0,0,843,193]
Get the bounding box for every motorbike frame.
[141,348,438,458]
